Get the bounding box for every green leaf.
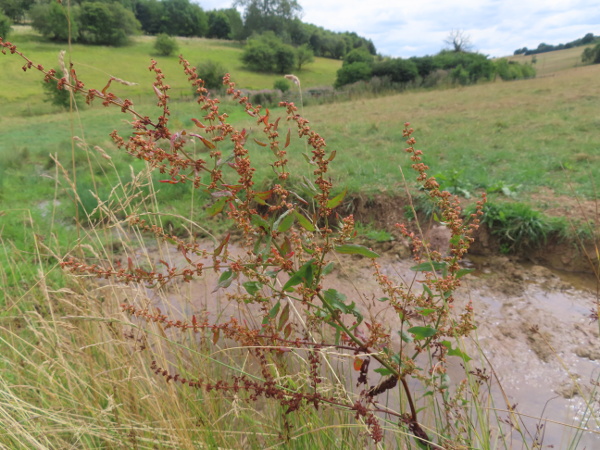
[275,210,296,232]
[407,326,437,340]
[399,330,413,343]
[322,262,335,276]
[262,301,281,326]
[334,244,379,258]
[278,302,290,331]
[415,307,436,317]
[374,367,393,376]
[323,289,349,313]
[323,289,363,325]
[410,261,448,272]
[456,268,474,279]
[441,341,472,362]
[283,259,315,292]
[295,211,315,231]
[326,188,347,209]
[206,196,228,217]
[243,281,262,296]
[377,297,390,302]
[251,214,271,232]
[213,269,235,292]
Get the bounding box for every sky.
[195,0,600,58]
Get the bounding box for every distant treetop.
[514,33,598,56]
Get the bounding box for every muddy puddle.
[136,239,600,447]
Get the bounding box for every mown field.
[1,28,599,448]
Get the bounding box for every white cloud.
[195,0,600,57]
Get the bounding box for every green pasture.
[0,26,340,110]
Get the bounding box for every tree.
[207,11,231,39]
[135,0,164,35]
[343,48,374,65]
[235,0,302,38]
[372,58,418,84]
[222,8,244,40]
[0,10,10,38]
[160,0,207,37]
[0,0,34,23]
[242,32,296,73]
[581,43,600,64]
[334,62,372,88]
[444,29,473,53]
[78,1,140,46]
[30,2,79,42]
[295,43,314,70]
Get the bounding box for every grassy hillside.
[507,44,594,76]
[0,26,341,109]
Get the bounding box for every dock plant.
[1,36,491,448]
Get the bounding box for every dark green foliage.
[249,89,282,107]
[343,48,374,65]
[79,1,140,46]
[242,32,296,73]
[334,62,372,88]
[295,43,314,70]
[154,33,178,56]
[409,55,437,78]
[0,10,10,38]
[222,8,244,40]
[134,0,163,35]
[237,0,302,39]
[30,2,78,42]
[516,32,599,56]
[495,59,536,80]
[273,79,291,92]
[479,202,554,252]
[581,43,600,64]
[0,0,32,23]
[372,58,419,84]
[207,11,231,39]
[160,0,207,37]
[41,68,85,109]
[195,60,228,91]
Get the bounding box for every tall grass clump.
[1,35,597,448]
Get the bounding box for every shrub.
[194,60,228,92]
[343,47,374,65]
[41,66,85,110]
[295,43,314,70]
[249,88,282,107]
[154,33,178,56]
[2,40,493,449]
[0,10,11,38]
[372,58,419,84]
[273,79,291,92]
[581,43,600,64]
[242,32,297,73]
[334,61,372,88]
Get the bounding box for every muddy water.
[142,242,600,447]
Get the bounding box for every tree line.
[0,0,376,59]
[513,33,599,56]
[334,48,536,89]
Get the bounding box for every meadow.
[1,28,599,448]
